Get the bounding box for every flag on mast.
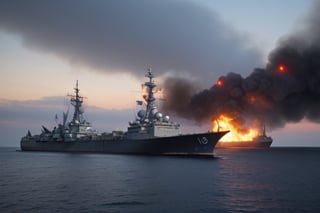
[136,100,143,105]
[55,114,58,123]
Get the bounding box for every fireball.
[213,114,260,142]
[141,84,148,101]
[278,64,286,72]
[216,79,223,86]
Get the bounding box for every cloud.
[0,0,262,83]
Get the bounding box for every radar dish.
[137,110,146,118]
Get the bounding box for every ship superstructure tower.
[143,69,158,123]
[64,81,94,139]
[125,68,180,139]
[69,81,84,128]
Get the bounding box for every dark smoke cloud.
[162,1,320,130]
[0,0,262,83]
[161,76,199,117]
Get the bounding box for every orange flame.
[217,79,223,86]
[141,84,148,101]
[141,84,162,101]
[212,114,260,142]
[249,96,256,102]
[278,64,286,72]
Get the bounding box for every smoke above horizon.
[0,0,262,85]
[162,1,320,131]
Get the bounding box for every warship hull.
[21,131,228,157]
[216,139,272,149]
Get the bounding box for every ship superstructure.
[125,69,180,139]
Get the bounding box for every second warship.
[216,134,273,148]
[21,69,228,156]
[216,126,272,148]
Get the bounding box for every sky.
[0,0,319,147]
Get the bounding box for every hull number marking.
[197,136,208,144]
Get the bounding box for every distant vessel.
[21,69,228,156]
[216,128,272,148]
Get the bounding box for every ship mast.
[143,68,156,123]
[69,80,84,125]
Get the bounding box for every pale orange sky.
[0,31,142,109]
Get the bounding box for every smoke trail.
[162,1,320,130]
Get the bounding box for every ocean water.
[1,147,320,213]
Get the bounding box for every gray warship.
[21,69,228,156]
[216,125,272,148]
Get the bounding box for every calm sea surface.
[1,147,320,212]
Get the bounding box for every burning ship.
[216,132,273,149]
[214,115,272,148]
[20,69,228,156]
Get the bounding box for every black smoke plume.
[162,1,320,130]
